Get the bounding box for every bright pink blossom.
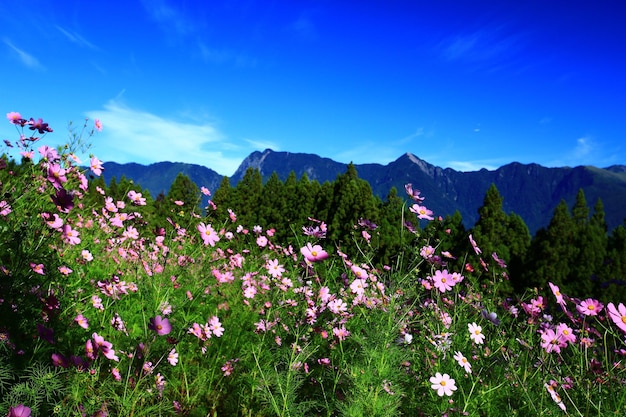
[577,298,603,316]
[148,315,172,336]
[300,243,328,262]
[607,302,626,334]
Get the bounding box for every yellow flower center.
[440,380,446,386]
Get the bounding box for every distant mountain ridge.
[101,149,626,234]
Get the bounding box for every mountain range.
[101,149,626,235]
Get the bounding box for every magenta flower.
[149,315,172,336]
[607,302,626,334]
[577,298,604,316]
[0,200,12,216]
[94,119,103,131]
[468,234,482,255]
[29,117,53,134]
[300,243,328,262]
[7,404,31,417]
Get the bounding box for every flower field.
[1,113,626,416]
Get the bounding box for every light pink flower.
[90,156,104,176]
[168,348,179,366]
[430,372,457,396]
[94,119,102,131]
[607,302,626,334]
[197,222,220,246]
[468,322,485,344]
[409,204,434,220]
[453,351,472,374]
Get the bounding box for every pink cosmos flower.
[256,235,268,247]
[90,156,104,176]
[453,351,472,373]
[350,278,368,296]
[168,348,179,366]
[266,259,285,278]
[208,316,224,337]
[468,322,485,344]
[58,265,72,275]
[300,243,328,262]
[333,325,350,341]
[0,200,11,216]
[7,111,23,124]
[328,298,348,315]
[549,282,565,306]
[75,314,89,329]
[431,269,454,293]
[540,328,565,353]
[7,404,31,417]
[127,190,147,205]
[62,224,81,245]
[148,315,172,336]
[201,186,211,196]
[577,298,604,316]
[409,204,434,220]
[30,263,45,275]
[556,323,576,345]
[606,302,626,334]
[94,119,102,131]
[404,183,425,202]
[469,234,482,255]
[197,222,220,246]
[430,372,457,396]
[112,367,121,381]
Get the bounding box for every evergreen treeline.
[92,164,626,302]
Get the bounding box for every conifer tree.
[167,173,201,214]
[211,176,234,220]
[234,168,263,226]
[524,200,576,291]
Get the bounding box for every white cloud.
[446,160,499,172]
[56,26,98,49]
[2,38,45,70]
[573,136,593,159]
[85,101,247,175]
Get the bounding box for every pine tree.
[234,168,263,226]
[524,200,576,292]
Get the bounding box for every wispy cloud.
[438,25,524,71]
[244,138,280,151]
[197,42,257,67]
[290,15,318,41]
[139,0,195,37]
[85,101,247,175]
[2,38,45,70]
[446,159,500,172]
[56,26,98,49]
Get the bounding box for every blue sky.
[2,1,625,176]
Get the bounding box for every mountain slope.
[98,150,626,234]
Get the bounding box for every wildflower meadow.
[1,112,626,416]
